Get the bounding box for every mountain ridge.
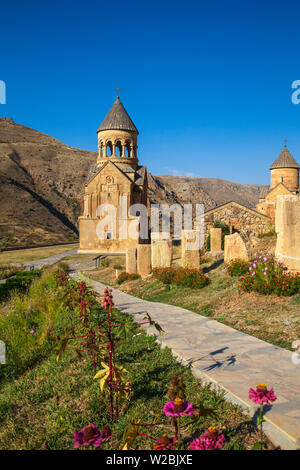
[0,118,266,247]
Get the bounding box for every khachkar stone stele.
[0,340,5,364]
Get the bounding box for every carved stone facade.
[79,97,149,253]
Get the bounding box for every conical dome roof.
[97,97,138,133]
[270,145,300,170]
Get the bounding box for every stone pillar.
[122,143,126,157]
[181,230,201,268]
[137,245,152,276]
[126,247,137,274]
[112,143,116,156]
[83,195,89,217]
[151,240,173,268]
[275,195,300,271]
[224,233,249,263]
[210,228,222,251]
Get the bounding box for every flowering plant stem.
[259,404,263,450]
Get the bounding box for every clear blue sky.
[1,0,300,184]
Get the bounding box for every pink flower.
[249,384,277,405]
[163,398,194,417]
[101,287,114,308]
[264,272,267,276]
[189,427,225,450]
[73,424,111,448]
[253,263,257,269]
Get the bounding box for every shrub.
[0,270,41,302]
[117,272,140,285]
[240,252,300,296]
[101,259,110,267]
[153,267,209,289]
[226,259,250,277]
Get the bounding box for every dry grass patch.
[0,244,78,264]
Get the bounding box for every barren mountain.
[0,118,265,248]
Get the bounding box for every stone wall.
[204,202,271,240]
[275,195,300,272]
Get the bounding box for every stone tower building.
[256,144,300,219]
[78,96,148,253]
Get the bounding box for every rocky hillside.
[148,174,264,210]
[0,118,266,248]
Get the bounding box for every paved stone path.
[12,248,78,270]
[73,273,300,450]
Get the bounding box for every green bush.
[153,267,209,289]
[0,270,41,302]
[226,259,250,277]
[116,272,140,285]
[240,252,300,296]
[101,259,110,267]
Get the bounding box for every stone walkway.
[12,248,78,270]
[73,273,300,450]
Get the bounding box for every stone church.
[203,144,300,239]
[256,144,300,219]
[79,96,148,253]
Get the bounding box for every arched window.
[106,141,112,156]
[115,141,122,157]
[125,141,131,157]
[100,142,104,157]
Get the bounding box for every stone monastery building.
[79,96,148,253]
[79,97,300,252]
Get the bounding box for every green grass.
[0,270,41,303]
[0,264,23,280]
[0,244,78,264]
[0,268,268,450]
[0,308,265,450]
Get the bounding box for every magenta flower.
[189,427,225,450]
[101,287,114,308]
[73,424,111,448]
[163,398,194,417]
[249,384,277,406]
